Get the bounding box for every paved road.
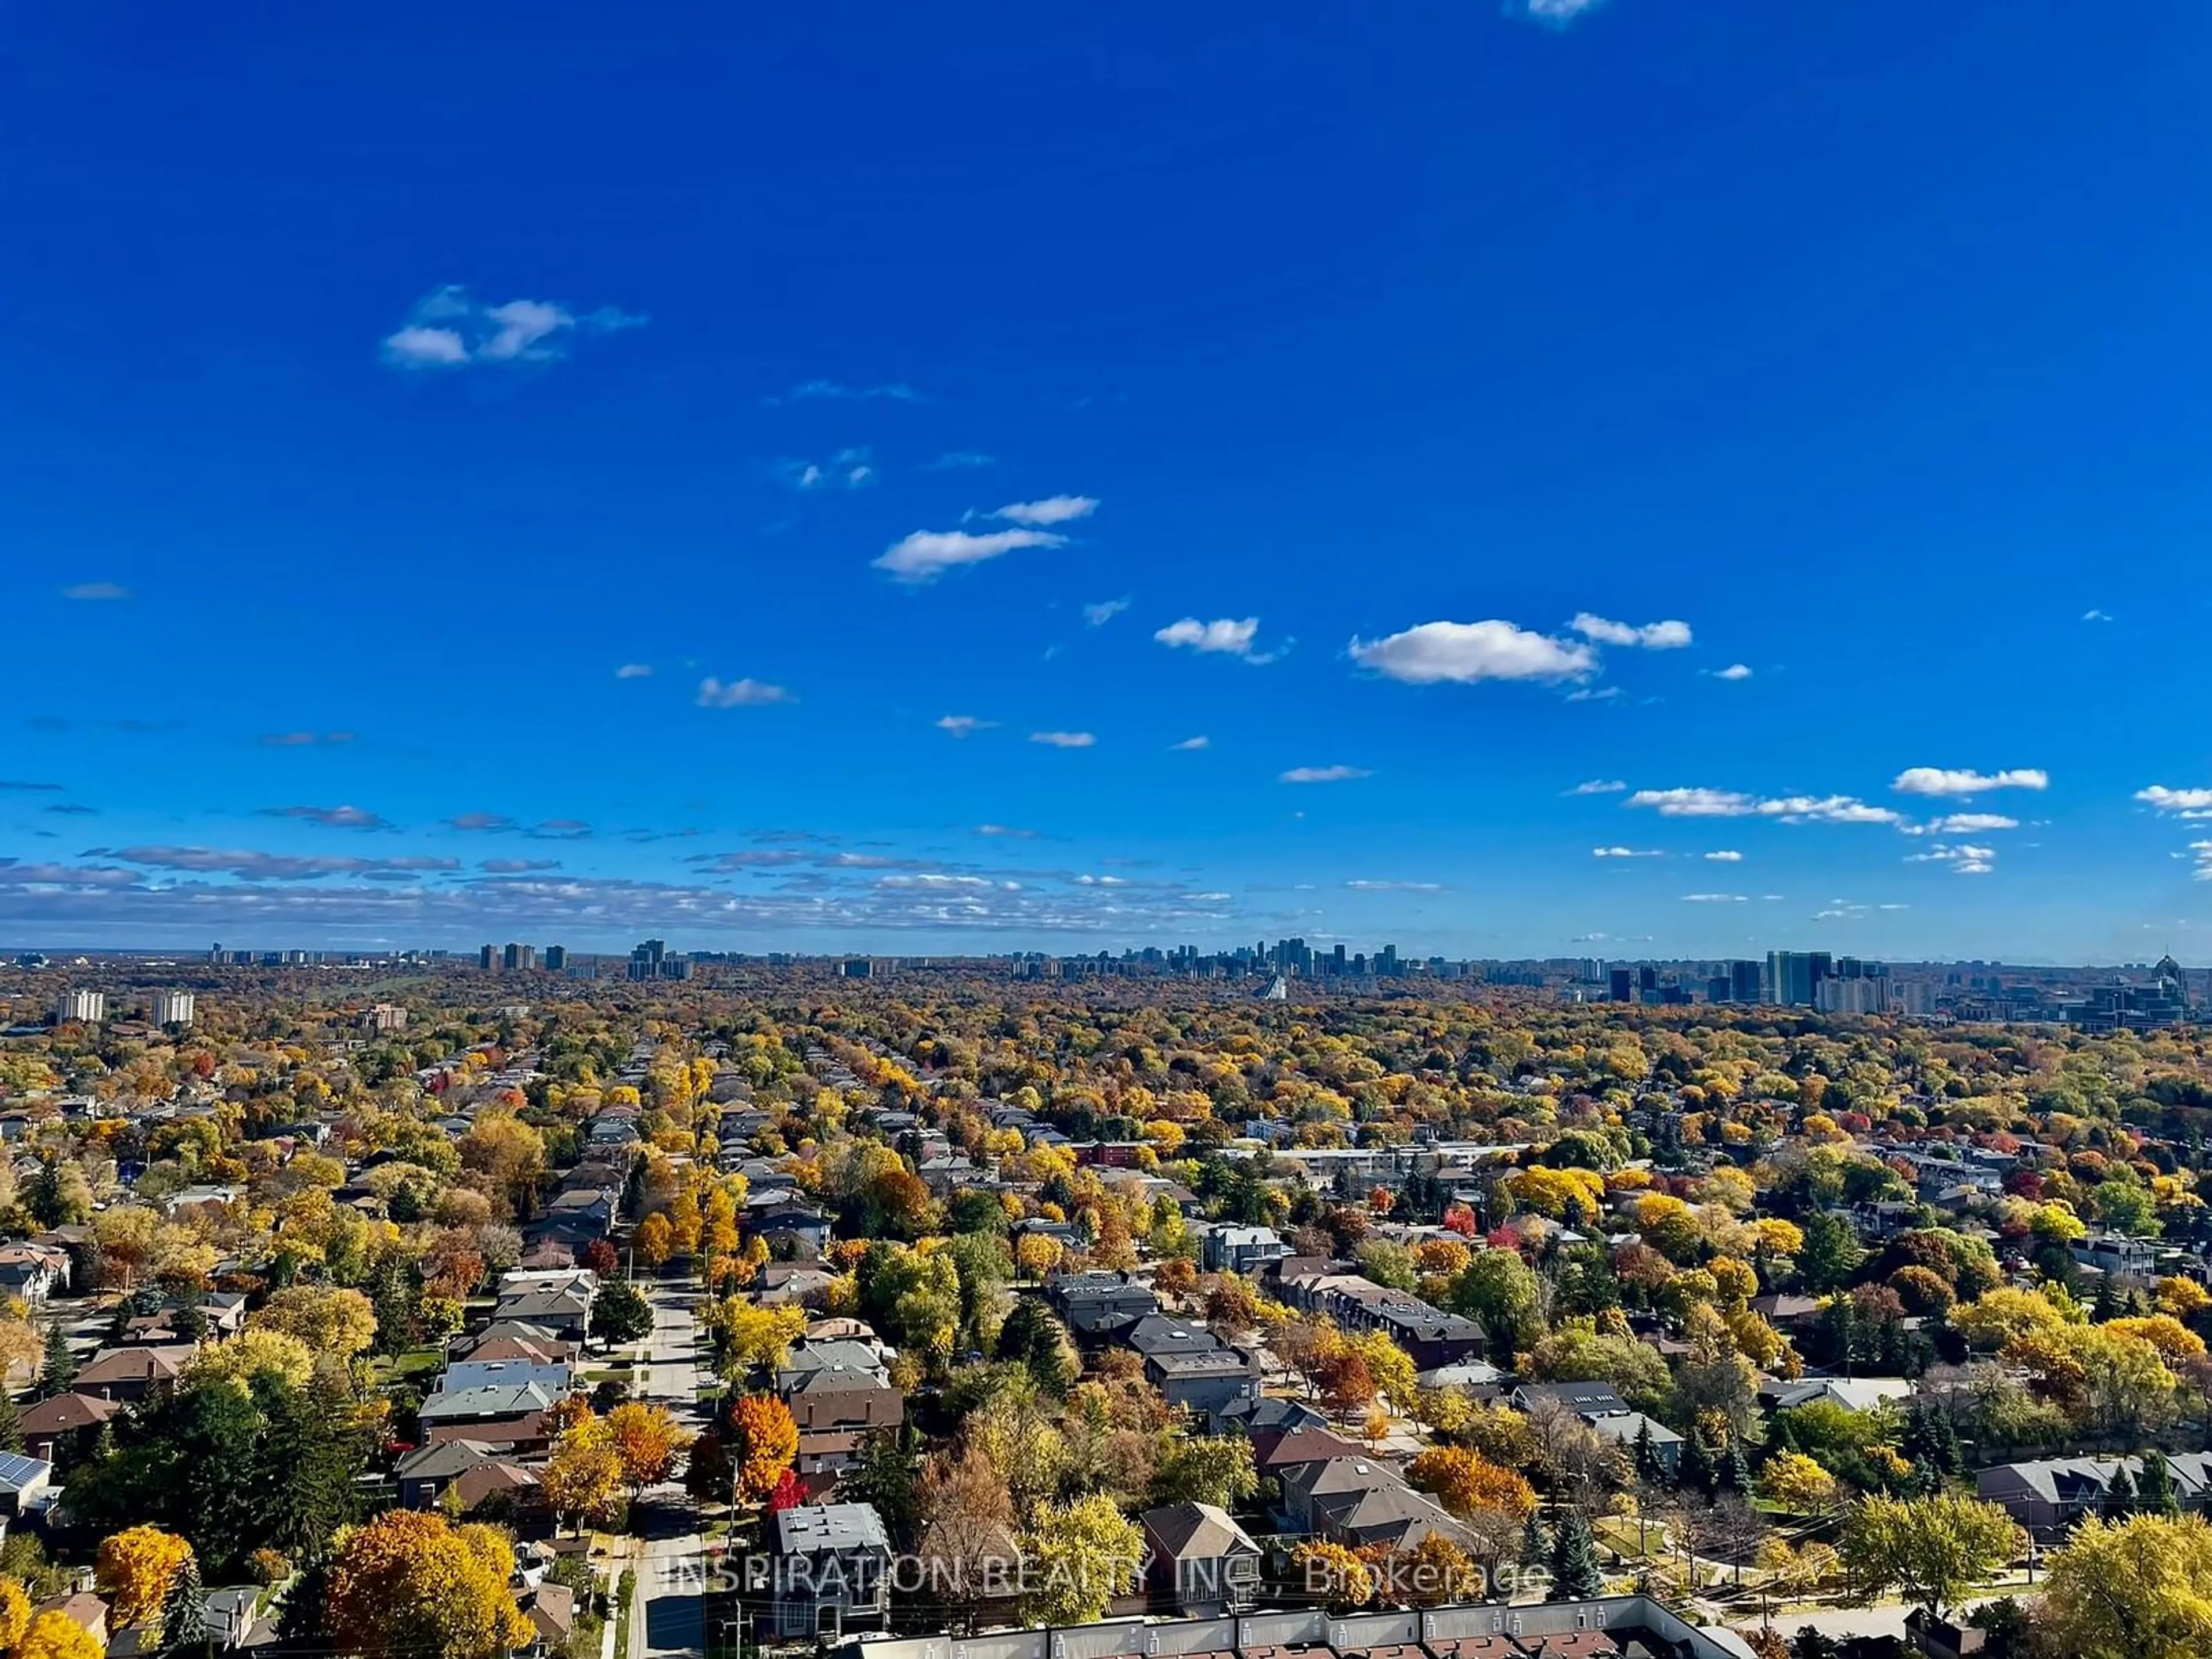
[624,1277,709,1659]
[1749,1592,2013,1644]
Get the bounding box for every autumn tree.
[726,1395,798,1503]
[541,1418,625,1532]
[325,1512,533,1659]
[18,1609,103,1659]
[1406,1446,1537,1520]
[249,1285,377,1362]
[2037,1512,2212,1659]
[1018,1493,1142,1626]
[916,1446,1017,1633]
[1291,1540,1375,1613]
[97,1525,194,1627]
[1837,1493,2021,1619]
[605,1402,689,1501]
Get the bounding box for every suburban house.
[1202,1225,1294,1277]
[769,1502,892,1639]
[75,1344,195,1402]
[1141,1501,1264,1616]
[782,1369,906,1433]
[1976,1453,2212,1533]
[1047,1271,1159,1343]
[1278,1267,1484,1369]
[18,1393,119,1463]
[493,1283,593,1344]
[1145,1349,1262,1422]
[395,1438,544,1511]
[0,1453,54,1516]
[415,1383,558,1451]
[750,1204,834,1259]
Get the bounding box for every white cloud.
[1906,842,1997,875]
[1711,664,1753,681]
[874,527,1066,581]
[1349,620,1596,684]
[1072,874,1126,887]
[1624,786,1901,824]
[1916,812,2019,834]
[381,285,645,370]
[935,715,995,737]
[991,495,1098,527]
[1512,0,1605,25]
[60,581,130,601]
[1593,847,1662,859]
[1567,779,1628,796]
[696,677,794,708]
[1171,736,1210,751]
[778,449,874,492]
[614,664,653,679]
[1281,765,1372,784]
[1030,730,1096,748]
[975,824,1037,838]
[925,450,994,470]
[1569,613,1692,649]
[1566,687,1622,703]
[1084,597,1131,626]
[1624,787,1758,817]
[1155,616,1278,662]
[1892,767,2050,797]
[2138,786,2212,815]
[2084,608,2114,623]
[1681,893,1748,903]
[777,379,921,403]
[1704,850,1744,862]
[2190,841,2212,881]
[1346,879,1444,892]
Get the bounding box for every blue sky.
[3,0,2210,961]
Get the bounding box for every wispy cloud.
[990,495,1098,527]
[614,664,653,679]
[1084,597,1131,627]
[381,285,645,370]
[1030,730,1096,749]
[2083,608,2114,623]
[480,859,560,874]
[1154,616,1281,662]
[2139,786,2212,817]
[874,527,1066,582]
[1565,687,1622,703]
[1171,736,1210,751]
[445,814,517,832]
[1508,0,1607,28]
[770,379,923,404]
[924,450,994,470]
[1624,787,1903,825]
[1892,767,2048,797]
[1281,764,1372,784]
[61,582,130,601]
[0,781,63,794]
[1345,879,1444,892]
[91,844,456,881]
[1908,812,2020,835]
[1569,613,1692,649]
[935,715,997,737]
[1567,779,1627,796]
[1906,842,1997,875]
[1350,620,1595,684]
[257,804,392,831]
[1593,847,1662,858]
[1681,892,1748,903]
[1710,664,1753,681]
[697,677,794,708]
[1704,850,1744,862]
[975,824,1038,839]
[775,449,874,491]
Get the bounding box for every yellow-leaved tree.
[326,1512,533,1659]
[96,1524,195,1627]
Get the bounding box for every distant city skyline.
[5,2,2210,961]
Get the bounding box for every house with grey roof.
[770,1502,892,1639]
[1141,1502,1263,1616]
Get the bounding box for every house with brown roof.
[1141,1501,1263,1616]
[18,1392,120,1462]
[75,1343,195,1402]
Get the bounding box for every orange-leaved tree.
[726,1393,798,1504]
[326,1511,533,1659]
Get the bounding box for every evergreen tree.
[1720,1436,1753,1498]
[1677,1433,1717,1499]
[1519,1510,1550,1569]
[40,1324,75,1397]
[255,1381,363,1562]
[1790,1631,1843,1659]
[0,1388,24,1455]
[172,1301,209,1344]
[2137,1449,2181,1516]
[1546,1509,1605,1601]
[1798,1211,1866,1295]
[2092,1278,2122,1324]
[271,1557,329,1657]
[160,1549,205,1658]
[1631,1418,1665,1485]
[2100,1463,2137,1520]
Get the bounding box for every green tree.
[1018,1494,1142,1626]
[39,1327,74,1398]
[1837,1493,2022,1619]
[993,1300,1074,1395]
[589,1281,653,1346]
[1798,1212,1866,1296]
[158,1549,206,1659]
[1547,1509,1604,1601]
[1149,1435,1257,1510]
[2037,1513,2212,1659]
